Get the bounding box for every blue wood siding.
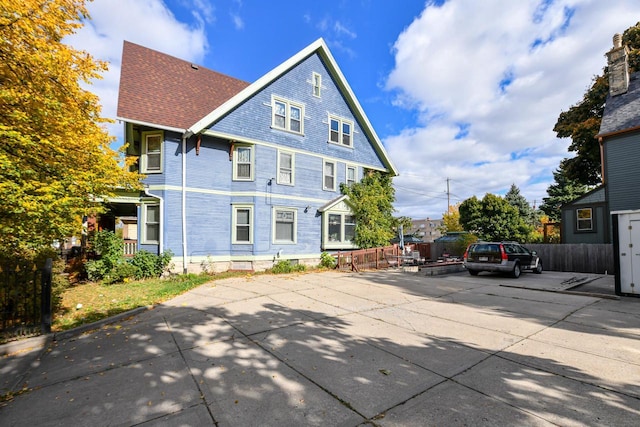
[136,52,389,261]
[207,53,387,170]
[605,132,640,212]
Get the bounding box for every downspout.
[142,186,164,254]
[181,134,188,274]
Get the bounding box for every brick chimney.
[606,33,629,96]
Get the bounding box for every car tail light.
[463,246,469,260]
[500,244,508,261]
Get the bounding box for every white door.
[619,215,640,294]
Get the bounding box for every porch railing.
[123,239,137,257]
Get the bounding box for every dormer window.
[272,96,304,134]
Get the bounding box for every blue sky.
[66,0,640,219]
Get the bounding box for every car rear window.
[471,244,500,253]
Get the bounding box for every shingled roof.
[117,41,249,131]
[598,71,640,137]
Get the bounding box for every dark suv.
[463,242,542,278]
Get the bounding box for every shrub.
[270,260,307,274]
[130,250,174,279]
[319,252,336,269]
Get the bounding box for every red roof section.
[117,41,250,130]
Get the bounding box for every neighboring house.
[561,34,640,245]
[560,186,609,244]
[407,218,443,242]
[116,39,398,273]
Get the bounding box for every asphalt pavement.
[1,269,638,426]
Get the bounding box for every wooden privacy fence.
[527,244,614,275]
[334,243,614,274]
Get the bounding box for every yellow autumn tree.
[440,203,464,233]
[0,0,140,253]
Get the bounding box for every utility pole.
[446,177,451,212]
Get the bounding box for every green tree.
[0,0,140,253]
[553,22,640,186]
[340,170,397,248]
[539,169,588,222]
[504,184,533,223]
[459,193,532,242]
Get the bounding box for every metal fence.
[1,258,52,342]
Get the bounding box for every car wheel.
[511,263,521,278]
[468,269,479,276]
[534,261,543,274]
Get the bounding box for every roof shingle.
[117,41,249,130]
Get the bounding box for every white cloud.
[64,0,209,143]
[384,0,640,219]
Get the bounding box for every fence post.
[41,258,52,334]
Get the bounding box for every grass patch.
[52,273,217,332]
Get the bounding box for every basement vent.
[231,261,253,271]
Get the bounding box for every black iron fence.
[1,258,52,342]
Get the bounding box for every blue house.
[116,39,398,273]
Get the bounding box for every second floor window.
[278,151,294,185]
[346,165,357,186]
[323,160,336,191]
[233,145,253,181]
[273,97,304,134]
[141,131,163,173]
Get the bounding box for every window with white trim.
[323,160,336,191]
[312,72,322,97]
[232,205,253,244]
[277,150,294,185]
[273,208,297,244]
[272,97,304,134]
[329,116,353,147]
[233,145,253,181]
[576,208,593,231]
[141,131,163,173]
[328,213,355,244]
[346,165,357,186]
[142,204,160,244]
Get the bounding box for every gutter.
[181,134,188,274]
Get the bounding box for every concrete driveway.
[1,270,639,426]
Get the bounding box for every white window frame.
[277,150,295,186]
[272,207,297,244]
[328,115,353,147]
[141,131,163,173]
[232,205,253,244]
[233,145,254,181]
[272,96,304,135]
[576,208,593,231]
[346,164,357,186]
[141,204,160,244]
[327,213,356,245]
[312,72,322,97]
[323,159,336,191]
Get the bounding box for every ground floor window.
[233,205,253,244]
[142,204,159,244]
[328,213,355,244]
[576,208,593,231]
[273,208,296,244]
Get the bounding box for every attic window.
[312,72,321,97]
[272,96,304,135]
